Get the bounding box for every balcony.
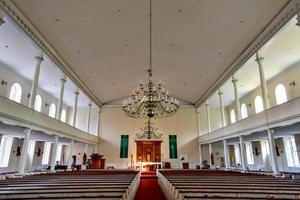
[0,95,98,144]
[198,96,300,144]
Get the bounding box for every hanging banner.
[120,135,129,158]
[169,135,178,159]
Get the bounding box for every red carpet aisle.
[134,172,166,200]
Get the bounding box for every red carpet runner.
[134,172,166,200]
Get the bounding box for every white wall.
[99,106,199,169]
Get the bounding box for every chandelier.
[136,119,163,140]
[122,0,179,119]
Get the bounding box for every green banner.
[120,135,129,158]
[169,135,178,159]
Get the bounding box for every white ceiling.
[4,0,290,104]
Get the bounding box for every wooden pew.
[158,170,300,200]
[0,170,140,200]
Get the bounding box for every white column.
[196,108,201,136]
[72,88,79,127]
[205,101,211,133]
[218,90,226,127]
[18,129,31,175]
[267,129,280,175]
[67,139,74,171]
[50,135,59,172]
[208,143,213,168]
[255,52,270,109]
[199,144,202,165]
[56,75,67,120]
[29,52,43,109]
[223,140,230,170]
[86,101,92,133]
[95,107,101,153]
[239,135,247,172]
[232,75,241,121]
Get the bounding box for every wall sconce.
[289,81,296,87]
[1,80,7,86]
[13,146,21,156]
[35,147,43,157]
[248,103,251,107]
[45,102,49,107]
[27,93,31,98]
[253,146,261,156]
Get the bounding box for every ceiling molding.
[195,0,299,107]
[0,0,102,107]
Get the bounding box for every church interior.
[1,0,300,199]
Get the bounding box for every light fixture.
[136,119,163,140]
[122,0,179,119]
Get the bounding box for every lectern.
[90,153,105,169]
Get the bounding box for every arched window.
[48,103,56,118]
[275,84,287,105]
[241,103,248,119]
[255,95,264,113]
[9,83,22,103]
[60,109,66,122]
[34,95,42,112]
[230,109,236,124]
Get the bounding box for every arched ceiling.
[10,0,289,104]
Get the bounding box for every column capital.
[255,52,264,62]
[60,75,67,82]
[217,89,223,96]
[35,52,44,62]
[205,101,209,107]
[88,101,92,107]
[0,8,5,26]
[74,88,80,95]
[231,75,238,83]
[97,107,102,114]
[0,18,4,26]
[296,6,300,26]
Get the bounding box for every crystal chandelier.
[122,0,179,119]
[136,119,163,140]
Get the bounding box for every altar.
[135,140,162,171]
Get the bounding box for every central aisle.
[134,172,166,200]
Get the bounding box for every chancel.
[1,0,300,199]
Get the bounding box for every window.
[27,140,35,170]
[48,103,56,118]
[42,142,51,165]
[260,140,270,164]
[245,142,254,165]
[60,109,66,122]
[55,144,62,163]
[284,137,300,168]
[255,95,264,113]
[230,109,236,124]
[275,84,287,105]
[0,136,13,167]
[9,83,22,103]
[234,144,241,165]
[34,95,42,112]
[241,103,248,119]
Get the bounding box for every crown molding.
[0,0,102,107]
[195,0,299,107]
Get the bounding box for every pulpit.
[90,153,105,169]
